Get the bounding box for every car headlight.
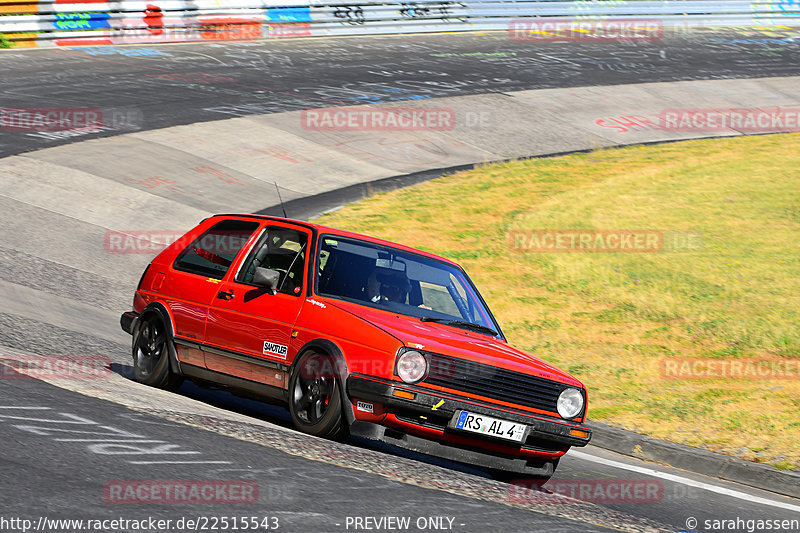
[557,388,584,419]
[396,350,428,384]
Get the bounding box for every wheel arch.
[137,302,181,375]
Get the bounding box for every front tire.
[132,314,183,390]
[289,351,345,439]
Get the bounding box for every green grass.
[314,134,800,470]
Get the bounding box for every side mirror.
[253,267,280,294]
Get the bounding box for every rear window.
[174,220,260,279]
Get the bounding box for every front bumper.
[347,374,591,470]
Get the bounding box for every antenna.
[274,182,288,219]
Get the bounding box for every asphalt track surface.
[3,366,799,533]
[1,28,800,158]
[1,29,800,533]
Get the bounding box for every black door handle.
[217,290,234,301]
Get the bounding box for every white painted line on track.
[570,450,800,513]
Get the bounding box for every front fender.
[291,338,356,427]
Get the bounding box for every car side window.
[173,220,260,280]
[238,226,308,296]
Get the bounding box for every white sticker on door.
[356,401,374,413]
[263,341,288,359]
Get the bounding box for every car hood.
[325,299,584,388]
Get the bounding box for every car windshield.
[316,235,501,337]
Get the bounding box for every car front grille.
[423,352,570,416]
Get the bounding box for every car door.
[163,218,262,367]
[203,223,311,388]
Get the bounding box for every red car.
[121,214,591,479]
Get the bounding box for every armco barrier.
[1,0,799,47]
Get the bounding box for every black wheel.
[288,351,345,439]
[132,314,183,390]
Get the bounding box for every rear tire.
[289,351,345,439]
[132,314,183,391]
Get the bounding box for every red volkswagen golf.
[121,214,591,480]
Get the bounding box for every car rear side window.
[174,220,260,279]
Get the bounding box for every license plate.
[451,410,527,442]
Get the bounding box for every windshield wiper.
[420,317,497,336]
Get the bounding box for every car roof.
[212,214,459,267]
